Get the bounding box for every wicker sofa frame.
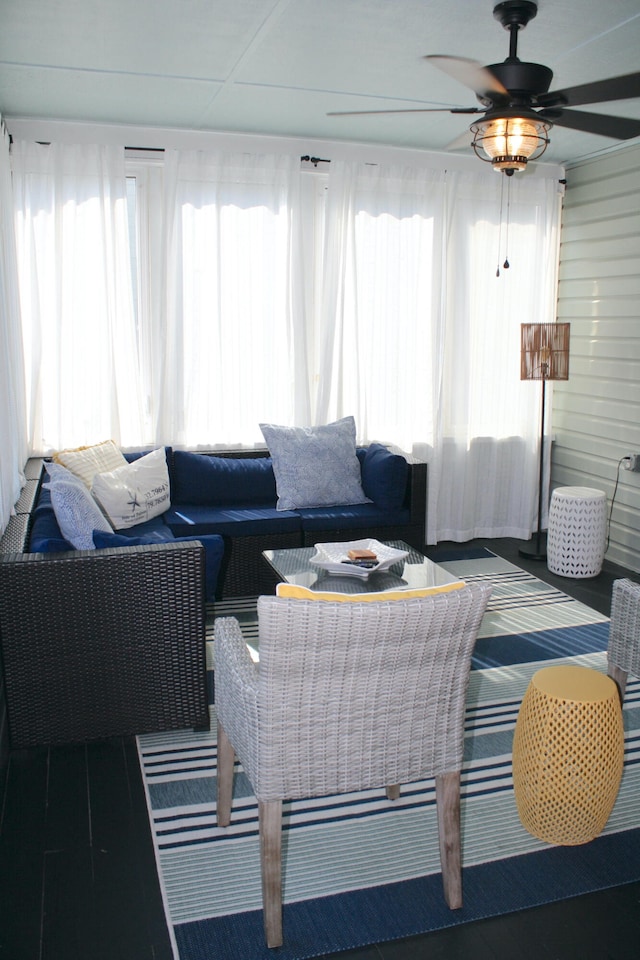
[12,450,427,599]
[0,541,208,749]
[0,448,426,750]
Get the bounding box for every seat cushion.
[164,504,301,538]
[296,503,410,532]
[276,582,465,602]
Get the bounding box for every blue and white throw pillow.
[48,478,112,550]
[259,416,370,511]
[44,460,86,487]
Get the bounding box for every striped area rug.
[138,548,640,960]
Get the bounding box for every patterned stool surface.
[512,665,624,845]
[551,486,606,501]
[547,487,607,579]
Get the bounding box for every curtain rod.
[9,142,333,164]
[300,155,330,166]
[125,147,331,165]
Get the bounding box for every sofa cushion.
[91,447,171,529]
[172,451,277,506]
[53,439,127,488]
[28,493,74,553]
[260,416,369,511]
[164,504,301,538]
[123,446,172,464]
[360,443,409,511]
[93,528,174,547]
[296,502,410,533]
[92,529,225,601]
[48,478,112,550]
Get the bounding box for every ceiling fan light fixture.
[470,111,552,174]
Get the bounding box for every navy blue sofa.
[26,445,427,599]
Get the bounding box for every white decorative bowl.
[309,539,409,579]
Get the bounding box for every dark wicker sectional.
[0,449,427,748]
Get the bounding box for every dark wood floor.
[1,538,639,960]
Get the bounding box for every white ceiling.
[2,0,640,166]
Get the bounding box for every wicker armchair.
[608,578,640,701]
[214,584,492,948]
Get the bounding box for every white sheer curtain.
[317,160,562,543]
[316,161,446,447]
[9,138,562,544]
[149,150,308,448]
[0,119,28,534]
[11,140,144,453]
[436,171,563,543]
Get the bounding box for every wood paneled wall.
[552,142,640,574]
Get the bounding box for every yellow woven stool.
[512,665,624,845]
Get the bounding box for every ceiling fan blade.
[539,108,640,140]
[538,71,640,108]
[444,128,475,152]
[425,55,509,100]
[327,106,484,117]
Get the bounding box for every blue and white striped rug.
[138,548,640,960]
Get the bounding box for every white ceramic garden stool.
[546,486,607,578]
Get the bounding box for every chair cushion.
[275,582,466,602]
[260,416,370,511]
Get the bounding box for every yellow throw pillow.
[53,439,127,488]
[275,581,465,603]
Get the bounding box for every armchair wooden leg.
[259,800,283,948]
[216,720,235,827]
[608,662,628,705]
[436,770,462,910]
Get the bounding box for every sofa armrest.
[407,460,427,528]
[0,541,208,747]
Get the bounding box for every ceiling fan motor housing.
[487,60,554,101]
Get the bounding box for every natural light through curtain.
[316,161,445,447]
[316,161,562,543]
[149,150,308,448]
[9,140,562,542]
[11,141,144,452]
[434,171,563,543]
[0,119,27,535]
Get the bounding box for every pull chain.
[496,176,504,277]
[503,174,511,271]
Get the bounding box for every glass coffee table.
[263,539,463,595]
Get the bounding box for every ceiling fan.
[328,0,640,175]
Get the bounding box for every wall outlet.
[623,454,640,471]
